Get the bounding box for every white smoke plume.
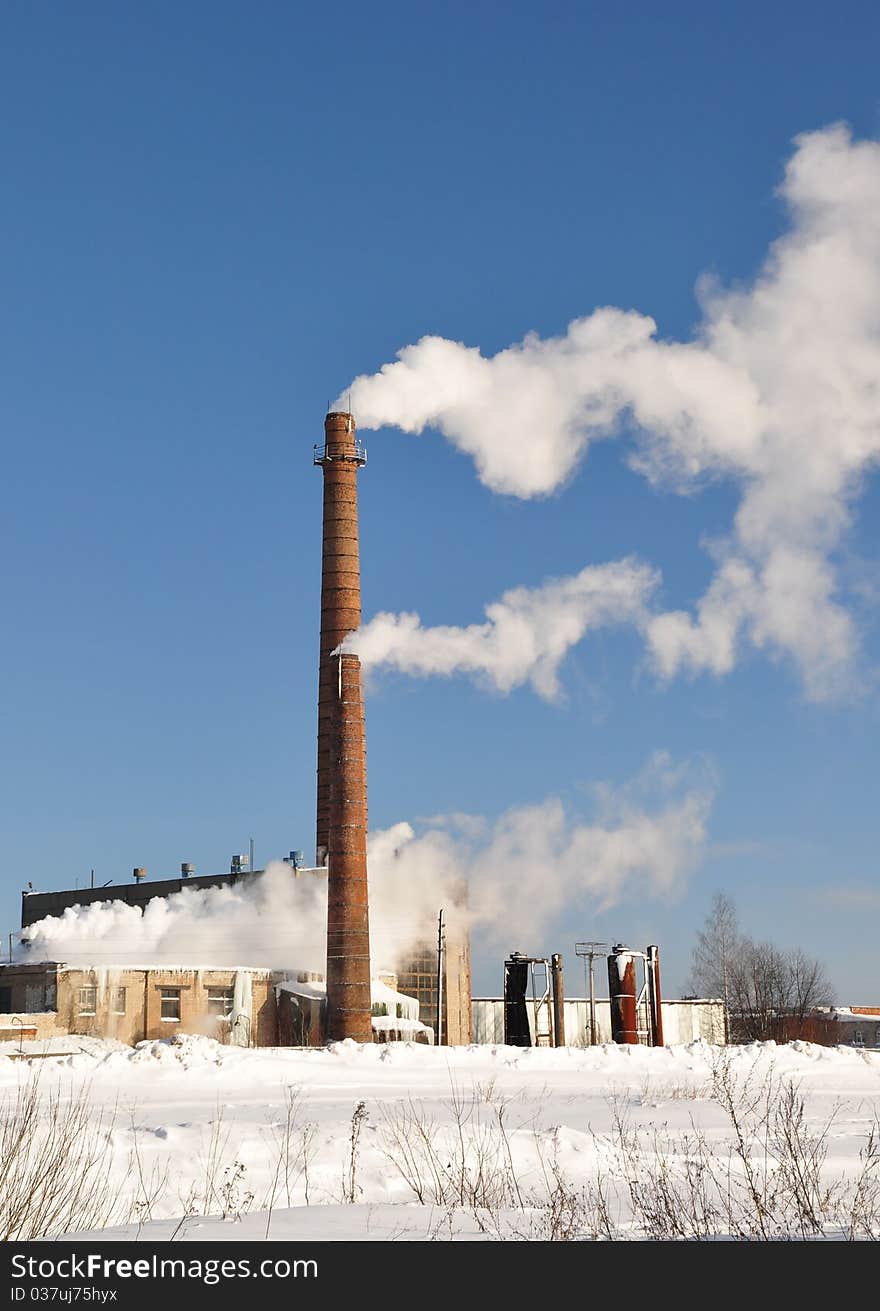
[347,557,658,698]
[367,751,714,955]
[19,758,712,972]
[19,863,329,973]
[338,125,880,699]
[18,858,427,975]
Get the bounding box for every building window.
[0,986,11,1012]
[206,988,234,1018]
[77,987,97,1016]
[160,989,181,1021]
[112,987,126,1015]
[854,1029,864,1046]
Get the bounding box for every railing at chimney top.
[313,442,367,465]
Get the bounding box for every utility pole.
[436,908,445,1047]
[576,942,609,1046]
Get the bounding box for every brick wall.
[0,963,279,1046]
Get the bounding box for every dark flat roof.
[20,869,264,930]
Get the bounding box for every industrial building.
[825,1006,880,1049]
[472,996,726,1046]
[1,409,730,1056]
[5,854,471,1046]
[0,960,433,1047]
[0,961,278,1046]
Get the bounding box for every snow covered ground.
[1,1035,878,1240]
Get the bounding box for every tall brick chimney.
[314,413,372,1042]
[326,651,372,1042]
[314,412,365,867]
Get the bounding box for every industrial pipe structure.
[325,651,372,1043]
[503,952,564,1047]
[315,412,366,868]
[647,943,664,1047]
[551,953,565,1047]
[607,945,639,1044]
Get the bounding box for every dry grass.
[4,1052,879,1240]
[0,1073,124,1240]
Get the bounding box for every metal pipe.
[647,944,664,1047]
[436,908,445,1046]
[576,943,608,1046]
[551,953,565,1047]
[608,945,638,1044]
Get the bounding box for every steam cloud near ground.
[19,755,712,973]
[337,125,880,702]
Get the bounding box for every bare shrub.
[216,1161,254,1220]
[343,1101,368,1203]
[261,1085,318,1235]
[168,1106,255,1224]
[380,1081,531,1213]
[127,1111,170,1232]
[0,1073,124,1240]
[637,1073,712,1104]
[381,1061,880,1241]
[605,1050,880,1240]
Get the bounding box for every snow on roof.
[371,1015,433,1039]
[277,976,421,1022]
[49,963,277,976]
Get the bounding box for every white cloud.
[810,884,880,912]
[339,125,880,698]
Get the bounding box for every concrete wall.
[471,997,726,1046]
[443,936,472,1046]
[0,1012,67,1042]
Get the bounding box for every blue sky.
[1,3,878,998]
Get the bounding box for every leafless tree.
[787,947,835,1024]
[690,894,834,1043]
[689,891,740,1032]
[728,938,834,1042]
